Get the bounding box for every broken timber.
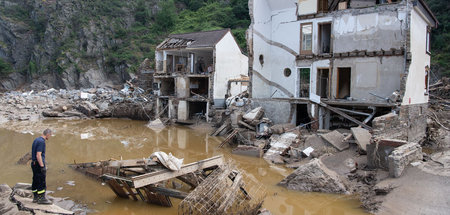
[314,101,372,130]
[132,155,223,188]
[218,129,239,148]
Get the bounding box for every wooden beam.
[315,101,372,130]
[108,159,158,168]
[148,186,189,199]
[132,156,224,188]
[218,129,239,148]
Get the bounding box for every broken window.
[189,101,207,119]
[299,68,310,97]
[166,55,173,73]
[319,23,331,54]
[318,0,328,13]
[300,23,313,55]
[159,78,175,96]
[426,28,431,54]
[337,67,351,99]
[317,68,329,98]
[425,66,430,95]
[190,77,209,98]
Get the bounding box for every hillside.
[0,0,249,90]
[425,0,450,78]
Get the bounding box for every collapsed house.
[154,29,249,122]
[247,0,438,142]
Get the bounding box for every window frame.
[300,22,313,55]
[426,28,431,55]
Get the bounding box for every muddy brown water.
[0,119,368,215]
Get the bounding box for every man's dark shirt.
[31,137,45,165]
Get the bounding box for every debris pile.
[70,154,266,214]
[179,163,266,215]
[0,85,154,123]
[1,183,88,215]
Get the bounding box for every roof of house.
[156,29,230,50]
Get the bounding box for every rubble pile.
[427,77,450,148]
[0,84,154,123]
[0,183,88,215]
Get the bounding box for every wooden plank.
[218,129,239,148]
[135,188,146,201]
[148,186,189,199]
[132,156,224,188]
[211,123,229,136]
[106,179,128,198]
[238,121,255,131]
[120,180,138,201]
[143,186,172,207]
[108,159,158,168]
[217,173,242,212]
[101,174,132,183]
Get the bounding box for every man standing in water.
[31,129,52,204]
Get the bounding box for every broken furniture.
[70,155,266,214]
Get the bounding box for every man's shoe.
[32,193,38,203]
[37,194,52,205]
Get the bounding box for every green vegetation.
[426,0,450,77]
[0,58,13,76]
[0,0,251,76]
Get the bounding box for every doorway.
[337,68,351,99]
[317,68,329,98]
[296,104,311,128]
[318,23,331,54]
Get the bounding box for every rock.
[388,142,423,177]
[146,118,166,131]
[0,184,24,215]
[278,158,348,194]
[263,132,298,164]
[10,183,74,215]
[75,101,99,117]
[42,110,63,117]
[243,107,264,125]
[320,130,349,151]
[17,152,32,165]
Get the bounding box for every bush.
[0,58,13,76]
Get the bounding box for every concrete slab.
[12,195,74,215]
[232,145,263,158]
[320,130,349,151]
[351,127,372,151]
[263,132,298,164]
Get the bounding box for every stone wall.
[372,103,428,142]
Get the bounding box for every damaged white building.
[247,0,437,142]
[154,29,248,122]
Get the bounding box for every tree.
[155,0,177,32]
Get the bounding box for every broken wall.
[401,8,430,106]
[331,56,404,101]
[214,31,249,106]
[372,103,428,142]
[251,99,293,124]
[332,4,408,53]
[250,0,299,99]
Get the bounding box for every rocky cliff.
[0,0,160,91]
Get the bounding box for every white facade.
[250,0,435,103]
[214,31,249,104]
